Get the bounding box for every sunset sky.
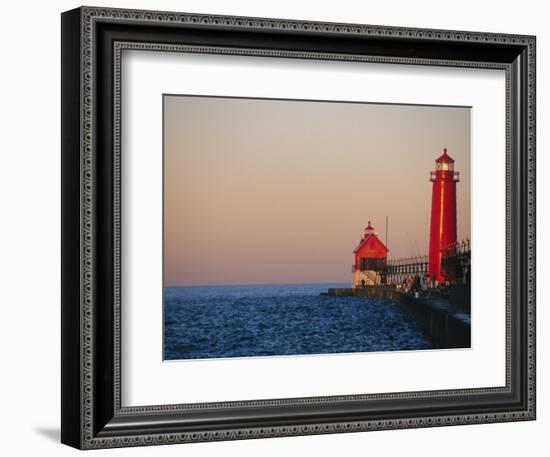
[164,95,470,286]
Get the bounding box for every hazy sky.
[164,95,470,286]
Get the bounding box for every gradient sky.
[164,95,470,286]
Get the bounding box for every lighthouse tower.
[428,148,459,283]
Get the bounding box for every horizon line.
[164,280,350,288]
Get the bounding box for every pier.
[334,149,471,351]
[321,285,470,349]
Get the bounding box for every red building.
[352,222,389,287]
[428,148,459,283]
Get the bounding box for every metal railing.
[379,255,429,286]
[440,239,471,285]
[429,171,460,182]
[354,238,470,288]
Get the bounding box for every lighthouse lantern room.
[352,221,389,288]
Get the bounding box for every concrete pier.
[321,286,470,349]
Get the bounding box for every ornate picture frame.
[61,6,536,449]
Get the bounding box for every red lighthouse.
[428,148,459,283]
[352,221,389,288]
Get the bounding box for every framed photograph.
[61,6,536,449]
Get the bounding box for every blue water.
[164,283,432,360]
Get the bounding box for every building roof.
[435,147,455,164]
[353,233,389,254]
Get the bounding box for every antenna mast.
[386,216,389,252]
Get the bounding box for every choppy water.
[164,283,431,360]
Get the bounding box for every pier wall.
[322,286,470,349]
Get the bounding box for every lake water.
[164,283,431,360]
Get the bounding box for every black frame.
[61,6,536,449]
